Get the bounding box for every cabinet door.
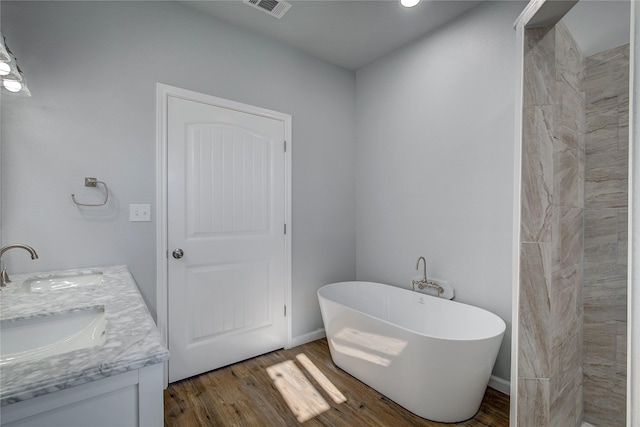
[1,365,163,427]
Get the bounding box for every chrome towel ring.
[71,177,109,207]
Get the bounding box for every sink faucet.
[0,244,39,287]
[412,256,443,296]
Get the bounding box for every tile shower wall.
[518,23,585,427]
[583,43,629,427]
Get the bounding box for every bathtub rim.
[318,280,506,343]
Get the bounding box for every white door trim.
[155,83,293,383]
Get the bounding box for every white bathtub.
[317,281,506,423]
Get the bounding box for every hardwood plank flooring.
[164,338,509,426]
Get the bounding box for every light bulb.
[401,0,420,7]
[0,62,10,76]
[3,79,22,92]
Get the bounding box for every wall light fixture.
[0,34,30,97]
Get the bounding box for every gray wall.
[0,0,357,338]
[354,1,522,383]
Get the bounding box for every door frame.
[155,83,293,382]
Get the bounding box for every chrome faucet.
[0,244,39,287]
[415,256,427,285]
[411,256,443,296]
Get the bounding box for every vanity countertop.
[0,265,169,406]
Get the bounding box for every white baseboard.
[488,375,510,395]
[288,328,326,348]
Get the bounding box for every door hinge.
[284,224,287,235]
[284,140,287,152]
[284,305,287,317]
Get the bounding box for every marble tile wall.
[519,22,585,427]
[583,43,629,427]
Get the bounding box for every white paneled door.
[167,95,288,382]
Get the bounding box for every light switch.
[130,204,151,222]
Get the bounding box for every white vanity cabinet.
[1,364,163,427]
[0,266,169,427]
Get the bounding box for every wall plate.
[129,204,151,222]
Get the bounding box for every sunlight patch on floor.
[266,353,347,422]
[296,353,346,404]
[267,359,330,422]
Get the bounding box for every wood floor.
[164,338,509,426]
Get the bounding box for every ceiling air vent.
[243,0,292,19]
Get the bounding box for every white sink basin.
[22,272,103,292]
[0,307,106,365]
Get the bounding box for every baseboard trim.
[488,375,510,395]
[289,328,326,348]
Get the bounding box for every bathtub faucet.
[412,256,443,296]
[0,244,39,287]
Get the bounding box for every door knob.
[172,248,184,259]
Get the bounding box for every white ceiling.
[181,0,485,71]
[180,0,630,71]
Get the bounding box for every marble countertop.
[0,265,169,406]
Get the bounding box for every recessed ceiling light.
[400,0,420,8]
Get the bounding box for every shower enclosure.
[512,0,638,426]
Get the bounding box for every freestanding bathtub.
[317,281,505,423]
